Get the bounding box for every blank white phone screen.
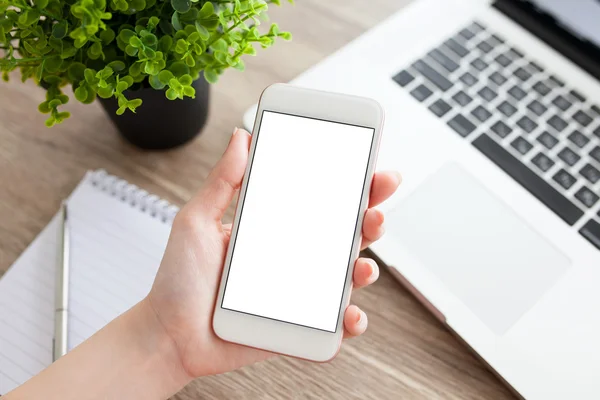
[221,110,375,332]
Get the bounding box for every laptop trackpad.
[389,163,570,335]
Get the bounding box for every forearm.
[5,298,192,400]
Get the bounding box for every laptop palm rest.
[388,163,570,335]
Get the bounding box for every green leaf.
[43,75,62,85]
[194,22,209,40]
[84,68,97,83]
[129,36,143,48]
[119,29,136,43]
[141,47,156,59]
[183,86,195,97]
[211,38,227,52]
[141,34,157,48]
[171,0,190,13]
[159,20,174,35]
[149,74,165,89]
[129,62,142,77]
[204,68,218,84]
[171,12,182,31]
[107,60,126,72]
[35,0,49,9]
[158,70,174,84]
[74,85,88,102]
[233,59,245,71]
[97,86,114,98]
[38,101,51,114]
[179,74,192,86]
[198,1,214,18]
[128,98,142,108]
[165,88,177,100]
[67,62,86,81]
[125,45,138,56]
[158,36,173,53]
[280,31,292,40]
[100,28,116,45]
[168,61,189,77]
[179,8,198,22]
[116,106,127,115]
[45,56,62,73]
[52,21,68,39]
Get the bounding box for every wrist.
[133,297,193,395]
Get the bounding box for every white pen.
[53,201,70,361]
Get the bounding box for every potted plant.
[0,0,291,149]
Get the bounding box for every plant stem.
[206,9,260,47]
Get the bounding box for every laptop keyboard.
[392,21,600,251]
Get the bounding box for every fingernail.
[394,171,403,186]
[377,208,385,224]
[232,127,239,136]
[369,260,379,282]
[357,310,367,329]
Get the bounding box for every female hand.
[147,128,401,378]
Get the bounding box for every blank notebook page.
[0,170,176,394]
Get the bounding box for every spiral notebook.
[0,170,178,394]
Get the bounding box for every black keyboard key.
[553,169,577,189]
[412,60,452,91]
[537,131,559,149]
[510,47,524,58]
[459,28,475,40]
[428,99,452,117]
[459,72,477,87]
[591,105,600,115]
[428,49,459,73]
[594,126,600,139]
[498,101,517,117]
[590,146,600,163]
[528,61,544,73]
[491,120,512,138]
[573,110,593,127]
[447,114,476,137]
[495,53,512,67]
[527,100,547,116]
[410,84,433,102]
[548,75,565,87]
[508,85,527,100]
[580,163,600,184]
[511,137,533,155]
[472,134,583,225]
[568,130,590,148]
[532,81,551,96]
[557,147,581,166]
[471,105,492,122]
[490,34,505,44]
[514,67,532,81]
[548,115,568,132]
[575,187,599,208]
[470,21,486,33]
[444,38,469,58]
[452,91,472,107]
[393,70,415,87]
[569,90,586,102]
[476,40,493,53]
[489,71,507,86]
[580,220,600,250]
[478,86,497,102]
[517,116,537,133]
[471,58,488,72]
[531,153,555,172]
[552,95,572,111]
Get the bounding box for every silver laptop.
[244,0,600,397]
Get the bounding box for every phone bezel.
[212,83,384,362]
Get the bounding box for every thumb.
[190,128,251,221]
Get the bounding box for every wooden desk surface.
[0,0,515,398]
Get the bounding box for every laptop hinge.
[493,0,600,82]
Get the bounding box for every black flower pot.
[98,77,210,150]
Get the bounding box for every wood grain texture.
[0,1,516,398]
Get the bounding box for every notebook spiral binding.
[87,169,180,224]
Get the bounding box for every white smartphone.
[212,84,384,362]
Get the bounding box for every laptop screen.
[497,0,600,80]
[529,0,600,49]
